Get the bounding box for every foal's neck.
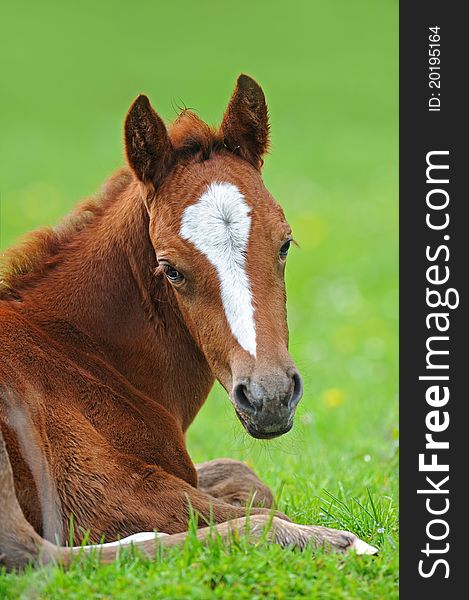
[26,171,214,431]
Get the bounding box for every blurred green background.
[0,0,398,595]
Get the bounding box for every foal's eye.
[279,240,291,259]
[162,264,184,284]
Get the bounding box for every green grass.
[0,0,398,597]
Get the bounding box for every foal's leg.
[68,514,378,565]
[196,459,274,508]
[0,428,56,569]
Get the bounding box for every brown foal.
[0,75,377,569]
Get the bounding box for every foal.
[0,75,377,568]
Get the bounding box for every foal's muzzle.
[232,371,303,439]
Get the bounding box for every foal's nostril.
[287,372,304,410]
[233,383,257,415]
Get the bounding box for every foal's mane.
[0,111,222,301]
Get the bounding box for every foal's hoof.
[350,536,379,555]
[310,526,379,555]
[269,519,379,556]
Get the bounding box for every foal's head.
[124,75,303,439]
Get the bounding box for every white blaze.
[180,182,256,357]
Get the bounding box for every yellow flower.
[321,388,345,408]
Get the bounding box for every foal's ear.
[124,95,173,187]
[220,74,270,169]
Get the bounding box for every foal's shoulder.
[0,302,27,333]
[0,303,69,367]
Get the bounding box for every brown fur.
[0,74,290,545]
[0,426,373,571]
[0,76,377,568]
[196,459,274,507]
